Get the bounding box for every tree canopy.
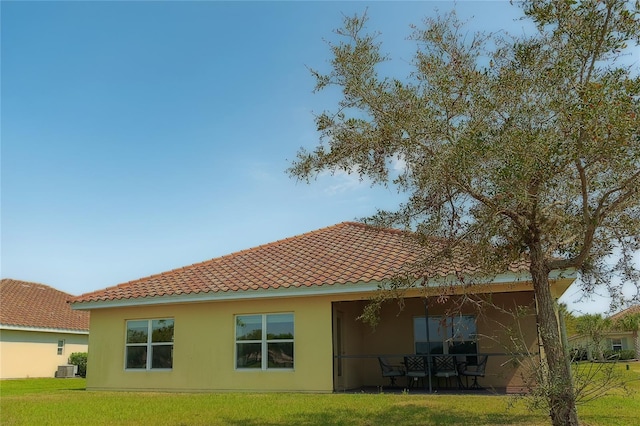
[575,313,613,360]
[289,1,639,424]
[290,0,639,307]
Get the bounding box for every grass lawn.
[1,363,639,425]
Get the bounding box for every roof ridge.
[215,222,353,260]
[175,221,410,269]
[344,221,408,234]
[1,278,72,295]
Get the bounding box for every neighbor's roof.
[0,279,90,331]
[610,305,640,321]
[70,222,530,305]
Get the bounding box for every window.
[236,313,294,370]
[57,340,64,355]
[414,315,477,356]
[611,338,623,352]
[125,319,174,370]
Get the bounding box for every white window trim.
[235,313,294,371]
[611,337,623,351]
[124,318,174,371]
[57,339,65,356]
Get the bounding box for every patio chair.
[404,356,429,389]
[378,357,405,386]
[432,355,459,389]
[459,355,488,389]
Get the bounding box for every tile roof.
[610,305,640,321]
[0,279,90,331]
[70,222,529,305]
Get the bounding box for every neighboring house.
[609,305,640,358]
[70,222,576,393]
[0,279,90,379]
[569,305,640,360]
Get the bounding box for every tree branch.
[549,169,640,271]
[582,1,613,86]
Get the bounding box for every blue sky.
[1,1,628,313]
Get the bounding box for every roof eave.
[71,269,577,311]
[0,324,89,334]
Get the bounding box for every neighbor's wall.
[86,295,334,392]
[0,329,88,379]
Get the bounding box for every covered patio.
[332,290,541,394]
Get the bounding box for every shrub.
[602,349,636,361]
[570,347,588,362]
[68,352,87,377]
[617,350,636,360]
[602,349,619,360]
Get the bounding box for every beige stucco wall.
[86,295,334,392]
[82,283,558,393]
[0,329,88,379]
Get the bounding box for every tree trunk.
[530,242,580,426]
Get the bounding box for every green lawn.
[1,363,639,425]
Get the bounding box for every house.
[0,279,90,378]
[569,305,640,361]
[70,222,575,393]
[609,305,640,358]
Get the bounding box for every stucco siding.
[82,287,549,392]
[0,329,88,379]
[86,295,334,392]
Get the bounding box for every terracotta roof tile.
[0,279,90,331]
[610,305,640,321]
[70,222,529,304]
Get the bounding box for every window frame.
[611,337,623,352]
[235,313,294,371]
[413,315,478,356]
[57,339,65,356]
[124,318,174,371]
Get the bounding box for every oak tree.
[289,1,639,424]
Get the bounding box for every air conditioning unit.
[55,365,77,378]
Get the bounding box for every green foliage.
[613,312,640,331]
[289,1,639,424]
[575,314,619,361]
[619,349,637,360]
[290,0,640,304]
[560,304,579,336]
[570,346,589,361]
[603,349,636,360]
[68,352,87,377]
[576,314,612,335]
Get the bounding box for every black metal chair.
[404,355,429,388]
[432,355,459,389]
[459,355,488,389]
[378,357,405,386]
